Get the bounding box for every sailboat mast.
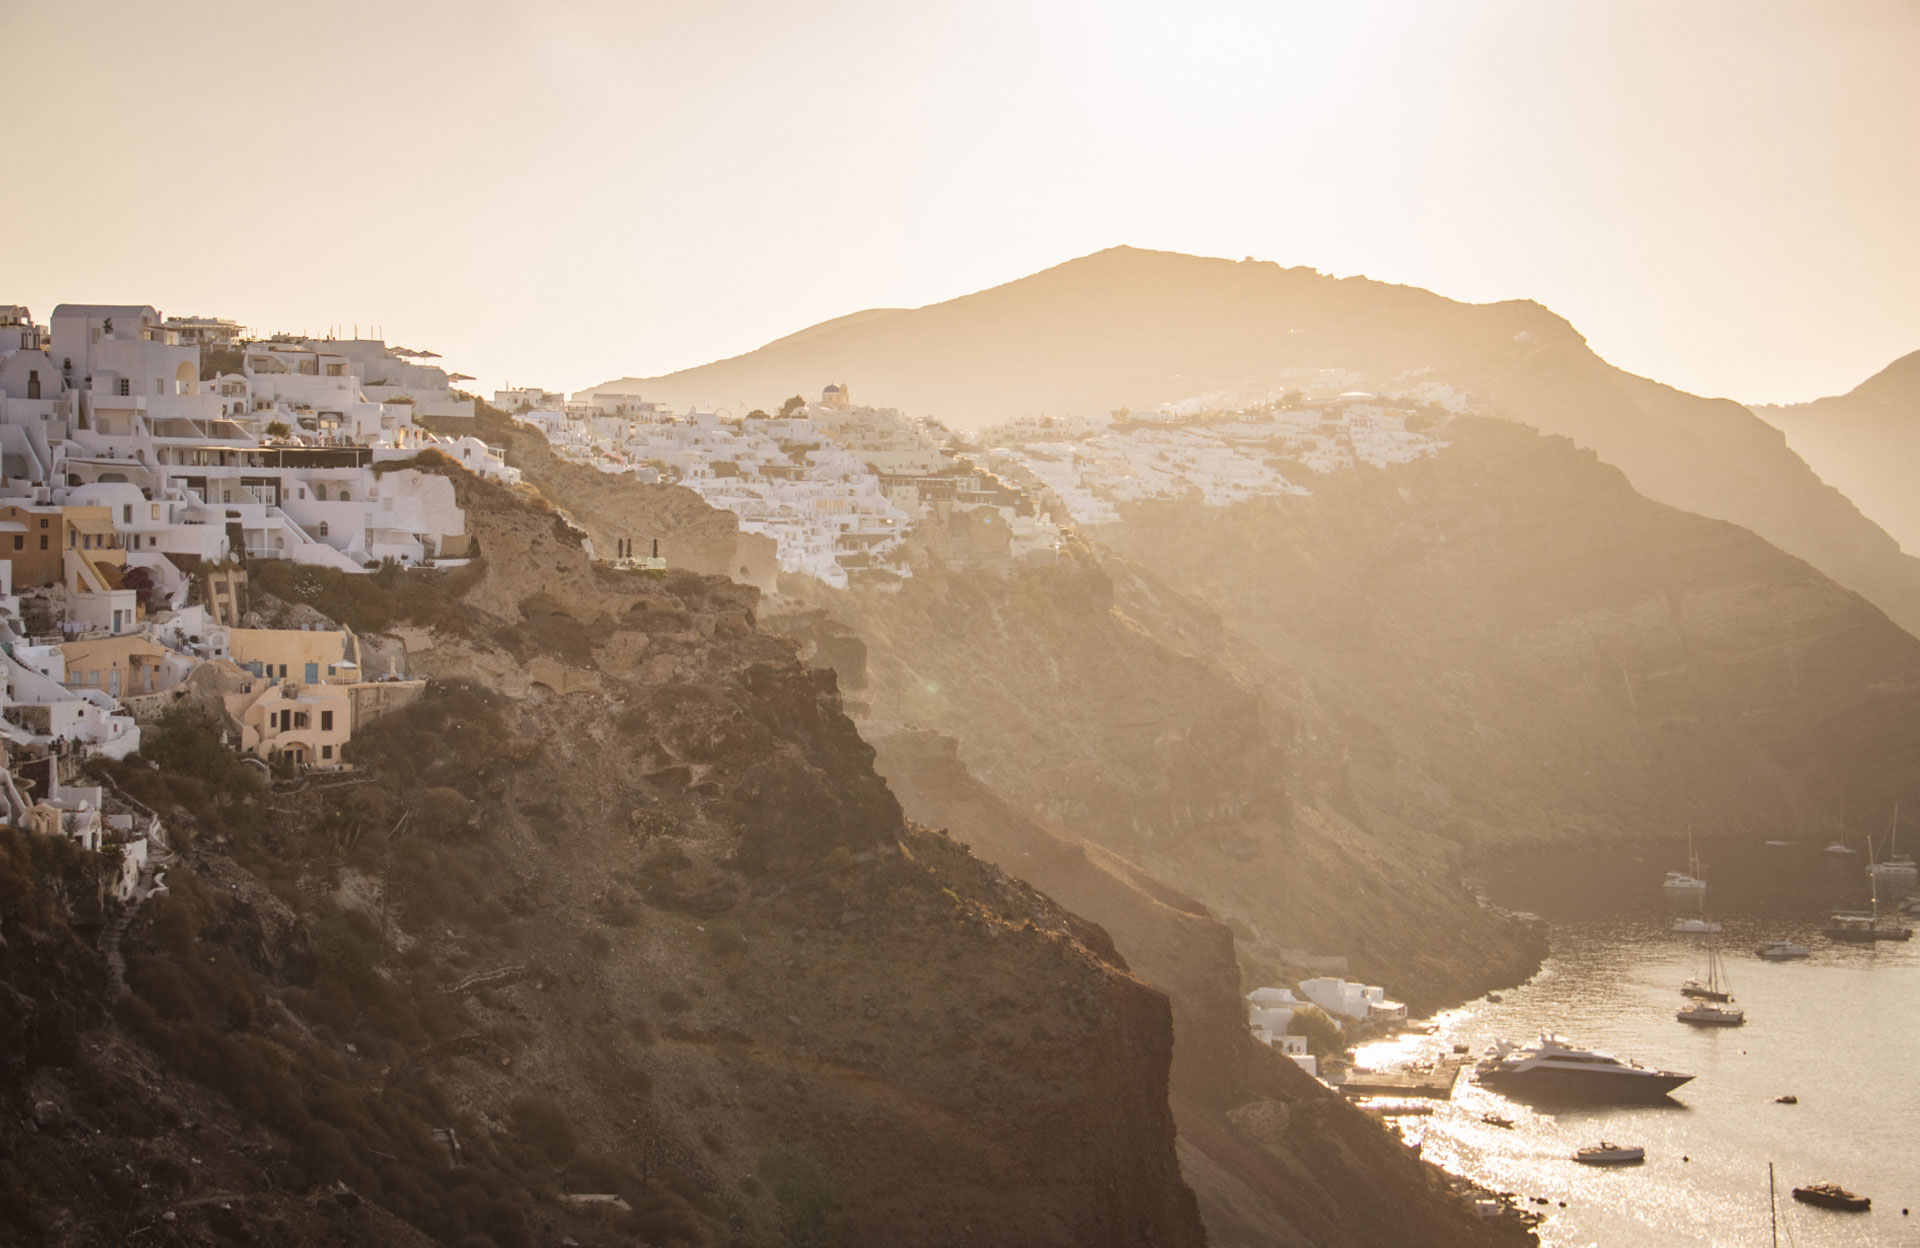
[1769,1161,1778,1247]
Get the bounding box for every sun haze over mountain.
[1755,350,1920,555]
[591,245,1920,638]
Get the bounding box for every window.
[278,664,288,678]
[317,522,328,537]
[26,370,38,399]
[321,744,333,759]
[321,710,333,731]
[313,484,326,501]
[116,378,130,396]
[10,536,18,551]
[38,535,47,550]
[39,519,47,528]
[123,505,132,523]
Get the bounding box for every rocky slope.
[1755,349,1920,555]
[2,457,1209,1247]
[867,731,1532,1248]
[486,442,1539,1245]
[428,404,780,590]
[1100,418,1920,847]
[811,544,1542,1017]
[588,245,1920,638]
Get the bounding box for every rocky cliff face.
[867,731,1532,1248]
[430,405,781,591]
[819,542,1541,1016]
[1101,418,1920,848]
[0,460,1206,1248]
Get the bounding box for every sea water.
[1355,844,1920,1247]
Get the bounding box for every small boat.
[1480,1112,1514,1129]
[1573,1142,1645,1165]
[1792,1181,1869,1212]
[1823,911,1912,942]
[1673,918,1723,934]
[1678,999,1746,1026]
[1824,841,1858,856]
[1755,940,1811,960]
[1774,1094,1797,1104]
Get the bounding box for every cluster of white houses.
[976,396,1447,527]
[1246,977,1410,1078]
[503,382,1065,586]
[0,302,513,865]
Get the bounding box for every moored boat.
[1474,1034,1692,1103]
[1573,1142,1645,1165]
[1673,917,1723,934]
[1677,999,1745,1026]
[1755,940,1811,960]
[1792,1181,1869,1212]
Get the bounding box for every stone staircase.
[101,852,173,999]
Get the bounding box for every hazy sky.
[6,0,1917,404]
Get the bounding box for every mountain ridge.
[585,245,1920,638]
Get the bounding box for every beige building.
[225,677,354,769]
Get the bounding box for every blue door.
[304,662,319,684]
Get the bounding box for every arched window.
[313,484,326,501]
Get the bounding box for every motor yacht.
[1573,1142,1645,1165]
[1474,1034,1693,1103]
[1823,841,1857,856]
[1672,918,1723,934]
[1755,940,1810,960]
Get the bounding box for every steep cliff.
[824,545,1541,1015]
[1101,418,1920,847]
[867,730,1534,1248]
[1,459,1206,1248]
[428,404,780,590]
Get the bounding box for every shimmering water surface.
[1354,843,1920,1247]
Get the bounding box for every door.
[304,662,319,684]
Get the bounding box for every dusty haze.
[4,0,1918,403]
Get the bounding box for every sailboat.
[1677,945,1745,1024]
[1868,803,1917,885]
[1824,833,1915,942]
[1663,827,1708,894]
[1681,945,1733,1001]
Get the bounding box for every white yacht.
[1474,1034,1693,1103]
[1574,1142,1646,1165]
[1755,940,1811,960]
[1673,917,1723,934]
[1678,999,1746,1026]
[1824,841,1857,856]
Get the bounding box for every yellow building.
[60,635,178,699]
[227,628,361,685]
